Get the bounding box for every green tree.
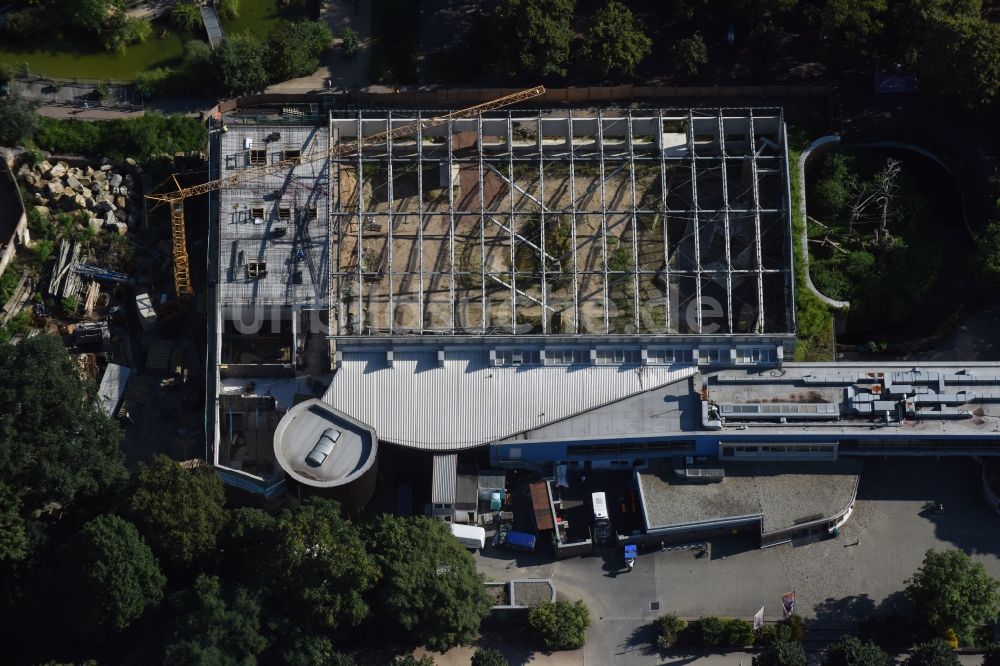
[688,616,725,647]
[754,638,807,666]
[329,653,357,666]
[0,335,126,560]
[219,0,239,20]
[0,480,30,562]
[528,600,590,651]
[268,20,334,82]
[654,612,687,648]
[472,647,509,666]
[905,549,1000,636]
[365,514,491,651]
[341,26,360,57]
[672,33,708,79]
[164,574,268,665]
[916,15,1000,108]
[214,31,269,96]
[64,514,165,631]
[905,640,960,666]
[170,1,202,31]
[0,88,38,147]
[491,0,575,79]
[810,0,887,64]
[128,455,227,569]
[270,498,377,632]
[822,635,891,666]
[67,0,123,36]
[219,507,278,587]
[580,1,652,79]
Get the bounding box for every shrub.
[684,616,725,648]
[135,67,175,97]
[983,643,1000,666]
[673,32,708,79]
[754,638,807,666]
[821,635,891,666]
[528,600,590,651]
[341,26,360,57]
[655,613,687,648]
[471,648,509,666]
[786,615,805,641]
[171,2,202,31]
[724,618,756,647]
[759,621,794,646]
[219,0,240,20]
[33,114,206,162]
[904,640,959,666]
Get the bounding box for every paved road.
[468,458,1000,665]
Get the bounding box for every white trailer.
[450,522,486,551]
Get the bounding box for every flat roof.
[218,124,330,308]
[272,398,377,487]
[637,459,861,535]
[323,346,697,450]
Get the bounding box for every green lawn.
[0,0,304,81]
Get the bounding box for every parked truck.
[592,491,613,545]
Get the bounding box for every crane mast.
[147,86,546,299]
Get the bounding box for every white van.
[450,522,486,551]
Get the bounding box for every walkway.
[201,5,225,49]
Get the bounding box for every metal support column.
[748,109,766,333]
[446,118,457,332]
[386,112,395,334]
[355,112,365,334]
[416,113,426,333]
[687,110,703,333]
[476,115,487,333]
[506,114,517,331]
[626,110,640,332]
[718,109,734,334]
[538,111,548,334]
[597,110,610,334]
[657,110,671,332]
[568,113,580,334]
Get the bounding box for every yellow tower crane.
[146,86,547,300]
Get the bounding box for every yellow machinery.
[145,86,546,300]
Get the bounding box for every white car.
[305,428,341,466]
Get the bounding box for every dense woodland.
[0,336,491,665]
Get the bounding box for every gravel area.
[512,581,554,607]
[638,459,861,535]
[486,583,509,606]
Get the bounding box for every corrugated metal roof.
[530,481,555,531]
[97,363,131,417]
[323,349,697,451]
[431,454,457,504]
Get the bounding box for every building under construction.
[210,106,801,498]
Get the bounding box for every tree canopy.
[164,574,268,666]
[128,455,227,569]
[365,514,492,651]
[268,20,334,82]
[904,640,960,666]
[63,514,165,631]
[915,14,1000,109]
[753,638,807,666]
[491,0,576,80]
[905,549,1000,635]
[214,31,270,96]
[268,498,377,632]
[580,1,652,79]
[822,635,891,666]
[0,334,126,560]
[0,89,39,148]
[528,600,591,651]
[472,647,510,666]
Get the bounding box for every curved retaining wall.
[797,135,850,310]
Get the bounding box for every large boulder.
[37,160,53,175]
[100,164,113,172]
[92,170,108,183]
[65,175,84,193]
[46,181,64,197]
[115,196,126,209]
[93,199,116,215]
[84,166,94,177]
[89,216,104,232]
[49,162,68,178]
[77,175,92,188]
[83,195,96,210]
[33,205,50,218]
[109,173,123,188]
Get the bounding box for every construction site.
[327,108,794,337]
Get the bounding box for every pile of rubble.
[17,159,145,236]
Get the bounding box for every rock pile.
[17,159,146,236]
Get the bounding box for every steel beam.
[687,110,703,333]
[597,110,610,334]
[748,109,766,333]
[627,110,640,332]
[718,110,734,334]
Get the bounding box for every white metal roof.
[322,348,697,450]
[431,454,458,504]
